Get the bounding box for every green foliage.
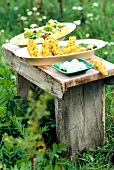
[0,96,28,168]
[36,143,67,170]
[0,88,67,170]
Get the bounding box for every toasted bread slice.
[90,59,108,76]
[27,39,42,57]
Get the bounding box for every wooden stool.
[2,43,114,155]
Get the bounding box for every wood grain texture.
[55,80,105,154]
[2,44,63,99]
[16,74,35,102]
[2,43,114,99]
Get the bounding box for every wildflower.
[18,14,21,17]
[93,2,99,7]
[14,6,18,11]
[20,16,27,21]
[73,20,81,25]
[104,51,108,55]
[72,6,83,10]
[108,42,114,46]
[85,33,90,38]
[24,28,28,31]
[38,18,42,21]
[30,24,38,28]
[6,39,9,42]
[32,7,37,11]
[86,13,93,17]
[27,11,32,16]
[42,16,47,20]
[1,29,4,33]
[72,6,77,10]
[110,42,114,45]
[77,6,83,10]
[36,12,40,15]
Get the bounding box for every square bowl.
[52,58,93,75]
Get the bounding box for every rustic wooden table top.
[2,43,114,99]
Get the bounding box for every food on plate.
[10,19,73,45]
[41,39,52,56]
[79,43,97,50]
[59,59,87,72]
[24,19,70,41]
[66,36,76,47]
[27,39,42,57]
[51,39,63,55]
[41,36,88,56]
[26,36,98,57]
[90,59,108,76]
[60,36,86,54]
[52,58,93,75]
[11,34,29,45]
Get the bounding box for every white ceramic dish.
[14,39,107,66]
[10,23,76,46]
[15,39,106,59]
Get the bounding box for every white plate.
[10,23,76,46]
[15,39,107,59]
[14,39,107,66]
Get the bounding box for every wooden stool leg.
[16,73,44,102]
[16,74,34,102]
[55,79,105,155]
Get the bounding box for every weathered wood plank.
[39,58,114,92]
[55,79,105,155]
[16,74,34,102]
[2,44,64,99]
[16,74,44,102]
[2,43,114,96]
